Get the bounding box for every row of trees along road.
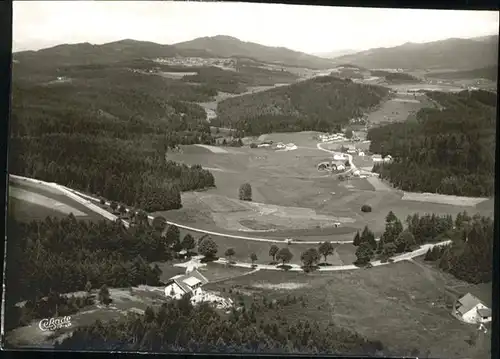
[368,90,496,197]
[351,210,493,284]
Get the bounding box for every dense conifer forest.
[55,294,388,355]
[213,76,390,136]
[368,90,496,197]
[424,212,493,284]
[352,210,493,284]
[3,214,169,331]
[182,65,298,93]
[10,66,216,211]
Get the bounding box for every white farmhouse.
[358,151,365,157]
[372,154,383,162]
[455,293,492,324]
[276,142,286,149]
[164,269,209,300]
[333,154,346,161]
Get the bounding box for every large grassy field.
[206,259,491,359]
[164,130,493,239]
[364,91,434,126]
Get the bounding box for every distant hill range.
[13,34,499,72]
[173,35,335,69]
[426,66,498,81]
[313,49,359,59]
[332,35,499,70]
[14,36,335,70]
[12,39,213,69]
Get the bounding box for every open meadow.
[206,259,491,359]
[164,130,493,241]
[364,91,435,126]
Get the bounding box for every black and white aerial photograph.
[2,1,498,357]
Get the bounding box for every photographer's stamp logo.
[38,316,72,331]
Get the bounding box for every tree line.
[350,209,492,285]
[182,65,297,94]
[10,66,218,211]
[54,289,390,355]
[4,211,225,333]
[368,90,496,197]
[424,211,493,284]
[213,76,389,136]
[3,214,173,331]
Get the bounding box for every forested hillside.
[214,76,390,136]
[334,36,498,70]
[182,65,298,94]
[424,212,493,284]
[10,66,216,211]
[3,214,184,332]
[55,297,389,355]
[13,39,211,69]
[368,90,496,197]
[369,70,422,83]
[174,35,335,69]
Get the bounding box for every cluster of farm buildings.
[318,132,361,143]
[164,267,233,309]
[258,141,298,151]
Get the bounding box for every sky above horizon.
[13,1,499,54]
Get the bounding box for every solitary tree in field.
[198,238,218,259]
[239,183,252,201]
[181,234,196,254]
[276,247,293,266]
[318,241,334,263]
[301,248,321,269]
[225,248,235,261]
[152,216,167,232]
[99,198,106,205]
[250,253,258,265]
[269,245,279,262]
[110,201,118,212]
[345,129,353,139]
